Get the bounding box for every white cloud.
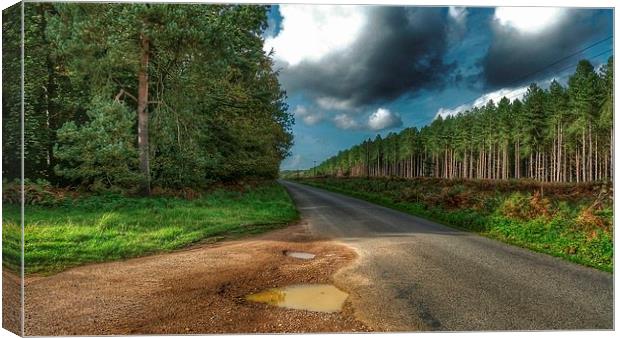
[293,105,308,116]
[435,105,466,120]
[435,75,565,120]
[494,7,567,34]
[333,113,361,130]
[448,6,467,25]
[367,108,402,131]
[302,114,323,125]
[293,105,324,125]
[296,104,400,130]
[264,5,368,66]
[316,96,356,111]
[333,108,402,131]
[434,86,529,120]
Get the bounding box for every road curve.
[280,180,613,331]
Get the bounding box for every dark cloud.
[279,7,456,110]
[481,9,612,89]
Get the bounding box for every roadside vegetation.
[294,177,612,272]
[3,181,297,274]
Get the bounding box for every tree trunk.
[552,129,556,182]
[543,151,547,182]
[611,127,614,181]
[504,143,508,180]
[576,151,580,183]
[581,129,586,182]
[588,122,593,181]
[559,123,563,182]
[464,150,468,179]
[514,140,519,179]
[529,152,533,179]
[138,33,151,195]
[595,134,598,181]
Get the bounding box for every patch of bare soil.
[2,268,21,335]
[23,224,372,335]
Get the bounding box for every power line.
[444,35,613,113]
[434,48,613,120]
[506,35,612,89]
[496,48,614,104]
[547,47,613,79]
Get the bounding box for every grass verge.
[294,177,612,272]
[2,182,298,274]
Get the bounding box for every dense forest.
[310,58,613,183]
[3,3,293,195]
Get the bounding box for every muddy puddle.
[284,251,316,260]
[245,284,348,313]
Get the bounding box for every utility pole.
[313,160,317,177]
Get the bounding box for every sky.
[265,6,614,170]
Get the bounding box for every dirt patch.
[23,224,372,335]
[2,268,21,335]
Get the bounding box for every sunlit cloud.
[293,105,325,126]
[333,108,402,131]
[448,6,467,25]
[333,114,361,130]
[494,7,567,34]
[435,86,529,119]
[264,5,367,66]
[367,108,402,131]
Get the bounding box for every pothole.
[284,250,316,260]
[245,284,348,313]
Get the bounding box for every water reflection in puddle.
[285,251,316,260]
[245,284,348,313]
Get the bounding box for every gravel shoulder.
[2,268,21,335]
[22,224,371,335]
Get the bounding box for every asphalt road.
[280,180,614,331]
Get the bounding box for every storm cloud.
[481,8,612,88]
[276,7,456,110]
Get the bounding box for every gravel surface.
[2,269,21,335]
[281,180,614,331]
[22,225,370,335]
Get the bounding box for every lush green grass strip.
[2,182,298,274]
[295,178,612,272]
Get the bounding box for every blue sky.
[265,6,613,170]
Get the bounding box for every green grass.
[295,177,612,272]
[2,182,298,274]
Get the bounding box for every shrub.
[500,192,530,219]
[576,206,609,233]
[501,191,552,220]
[2,179,67,206]
[151,186,203,200]
[440,184,473,209]
[529,191,552,218]
[2,179,21,204]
